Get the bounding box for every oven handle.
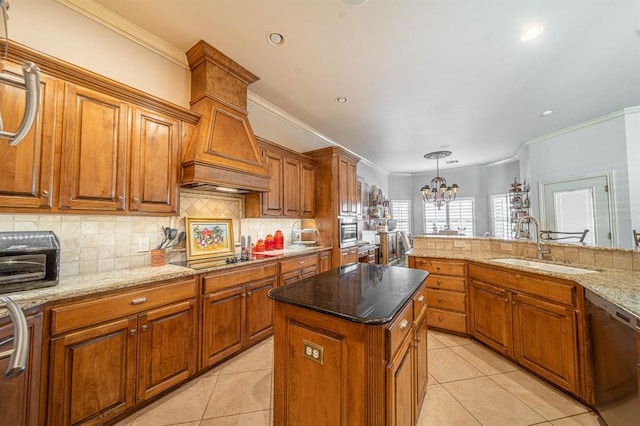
[0,296,29,379]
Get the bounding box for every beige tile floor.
[116,331,602,426]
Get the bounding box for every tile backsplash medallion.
[0,188,303,277]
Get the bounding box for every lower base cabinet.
[0,311,43,426]
[469,263,581,397]
[201,262,277,367]
[47,277,197,425]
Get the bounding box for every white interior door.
[540,175,613,246]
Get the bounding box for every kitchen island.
[268,263,429,426]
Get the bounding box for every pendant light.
[420,151,459,209]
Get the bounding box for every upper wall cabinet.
[0,41,199,216]
[245,138,316,219]
[58,84,130,212]
[129,107,181,214]
[0,64,57,210]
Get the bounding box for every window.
[491,194,510,239]
[423,197,475,236]
[391,200,411,233]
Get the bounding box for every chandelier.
[420,151,459,209]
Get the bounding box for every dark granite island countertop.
[268,263,429,324]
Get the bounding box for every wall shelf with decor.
[508,180,530,239]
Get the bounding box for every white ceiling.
[93,0,640,174]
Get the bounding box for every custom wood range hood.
[181,40,270,193]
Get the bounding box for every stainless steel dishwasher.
[586,290,640,425]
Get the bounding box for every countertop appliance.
[586,290,640,425]
[0,231,60,293]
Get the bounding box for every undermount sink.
[491,258,598,275]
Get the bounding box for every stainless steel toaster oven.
[0,231,60,293]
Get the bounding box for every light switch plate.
[137,238,150,252]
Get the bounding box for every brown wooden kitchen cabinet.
[409,257,468,334]
[318,249,332,273]
[129,107,181,214]
[0,311,43,426]
[468,262,581,396]
[201,262,277,367]
[379,231,399,265]
[245,138,316,218]
[0,63,57,211]
[58,83,130,212]
[339,246,358,266]
[278,253,317,286]
[338,155,358,217]
[47,277,197,425]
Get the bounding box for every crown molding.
[56,0,189,69]
[525,106,640,146]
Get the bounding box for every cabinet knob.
[117,195,124,202]
[42,190,50,197]
[133,197,140,204]
[130,297,147,305]
[298,260,305,265]
[504,298,508,303]
[129,329,137,336]
[436,266,441,270]
[436,280,442,285]
[417,295,425,303]
[140,325,148,332]
[399,319,409,330]
[437,296,443,302]
[438,316,443,322]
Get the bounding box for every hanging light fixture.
[420,151,459,209]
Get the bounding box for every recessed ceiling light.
[335,97,348,104]
[520,25,544,41]
[267,32,285,46]
[540,110,553,117]
[343,0,369,6]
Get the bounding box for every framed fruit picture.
[185,218,234,261]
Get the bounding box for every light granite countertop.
[0,246,331,318]
[407,249,640,319]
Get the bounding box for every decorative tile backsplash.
[0,188,308,277]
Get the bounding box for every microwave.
[338,216,358,248]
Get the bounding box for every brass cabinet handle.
[436,280,442,285]
[130,297,147,305]
[129,329,137,336]
[504,298,509,303]
[437,296,443,302]
[140,325,148,332]
[436,265,441,270]
[298,260,305,265]
[41,190,50,197]
[417,295,425,303]
[133,197,140,204]
[438,316,443,322]
[117,195,124,202]
[399,319,409,330]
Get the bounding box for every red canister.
[274,230,284,250]
[255,239,265,252]
[265,234,274,251]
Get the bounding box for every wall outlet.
[303,340,324,365]
[137,238,150,253]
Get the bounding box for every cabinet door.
[414,311,429,413]
[246,279,275,344]
[301,161,315,217]
[202,286,245,367]
[318,250,331,273]
[348,161,358,216]
[137,300,197,401]
[340,247,357,266]
[283,157,302,217]
[129,107,180,213]
[338,157,351,216]
[49,317,137,426]
[469,280,512,356]
[263,149,284,216]
[59,84,129,211]
[387,336,415,426]
[0,67,56,209]
[0,313,42,426]
[512,293,578,394]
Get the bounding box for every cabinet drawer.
[50,277,197,335]
[279,254,317,274]
[413,284,428,321]
[414,259,465,276]
[203,262,277,293]
[426,289,466,313]
[386,301,414,359]
[427,308,467,333]
[426,275,466,292]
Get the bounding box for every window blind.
[423,197,475,235]
[491,194,510,239]
[391,200,411,233]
